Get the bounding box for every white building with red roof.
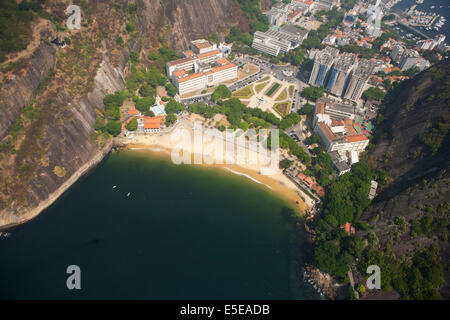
[167,40,237,95]
[313,99,369,153]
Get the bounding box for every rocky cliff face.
[0,0,245,227]
[0,23,57,140]
[358,59,450,299]
[137,0,248,51]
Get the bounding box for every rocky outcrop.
[0,24,57,139]
[304,264,346,299]
[0,53,125,227]
[136,0,248,51]
[0,0,246,227]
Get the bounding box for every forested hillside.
[311,58,450,299]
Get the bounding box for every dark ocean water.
[0,151,319,300]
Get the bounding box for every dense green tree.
[300,103,313,115]
[165,114,177,126]
[135,96,155,112]
[0,1,36,54]
[125,118,138,131]
[362,87,386,101]
[103,91,127,120]
[148,51,159,61]
[280,159,294,169]
[94,116,106,131]
[129,51,140,64]
[139,83,156,97]
[302,86,324,101]
[165,82,177,97]
[280,113,301,130]
[165,99,185,114]
[106,120,122,136]
[158,46,178,63]
[144,110,155,117]
[212,85,232,101]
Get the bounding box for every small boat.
[0,232,11,238]
[127,192,131,197]
[112,185,117,189]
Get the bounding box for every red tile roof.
[344,222,351,234]
[144,116,166,129]
[167,57,194,67]
[330,119,344,127]
[177,72,204,83]
[295,0,314,5]
[345,134,368,143]
[211,62,236,73]
[173,69,186,78]
[318,122,336,142]
[289,10,302,20]
[194,41,213,50]
[216,58,230,65]
[197,49,222,59]
[128,109,140,116]
[315,102,325,115]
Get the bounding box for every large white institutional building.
[166,40,238,95]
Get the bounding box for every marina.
[393,0,450,40]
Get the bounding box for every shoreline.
[122,142,309,214]
[0,140,113,231]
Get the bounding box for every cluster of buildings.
[123,113,167,134]
[417,34,447,51]
[266,0,334,27]
[312,97,369,175]
[309,46,376,102]
[123,97,169,134]
[252,25,309,57]
[389,43,430,71]
[166,40,237,95]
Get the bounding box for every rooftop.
[316,46,339,66]
[194,41,213,50]
[144,116,165,129]
[167,57,194,67]
[211,62,236,73]
[318,122,336,141]
[294,0,314,5]
[333,52,357,72]
[315,102,325,115]
[173,69,186,78]
[177,72,204,83]
[197,49,222,59]
[345,134,368,143]
[353,59,375,78]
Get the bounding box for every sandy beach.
[120,115,311,214]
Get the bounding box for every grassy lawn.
[289,85,294,98]
[255,81,269,94]
[233,85,255,99]
[257,76,270,83]
[276,88,288,101]
[274,102,290,116]
[265,83,281,97]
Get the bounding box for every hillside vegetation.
[311,58,450,299]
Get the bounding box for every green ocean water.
[0,150,319,299]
